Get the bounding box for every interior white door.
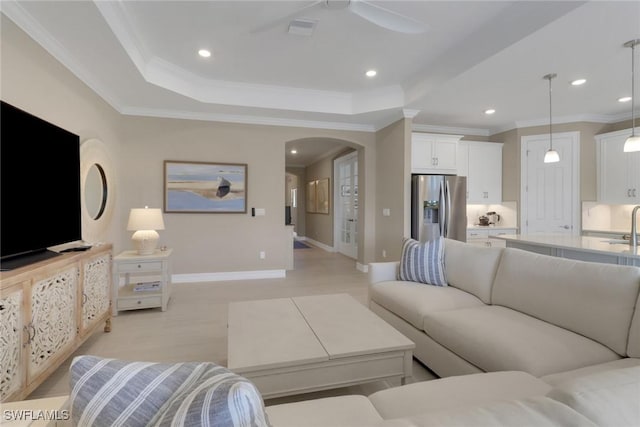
[521,132,579,234]
[334,152,358,259]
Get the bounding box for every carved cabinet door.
[80,252,111,335]
[0,283,26,401]
[28,266,78,382]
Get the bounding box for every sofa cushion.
[378,396,597,427]
[370,280,484,329]
[541,358,640,386]
[547,366,640,427]
[628,291,640,357]
[491,248,640,356]
[398,237,447,286]
[69,355,269,427]
[443,238,503,303]
[368,371,550,419]
[265,395,382,427]
[422,305,619,377]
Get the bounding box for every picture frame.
[316,178,330,214]
[306,180,317,213]
[164,160,247,213]
[306,178,330,214]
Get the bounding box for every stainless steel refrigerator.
[411,175,467,243]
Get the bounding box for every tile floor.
[29,243,437,403]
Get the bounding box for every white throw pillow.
[398,237,447,286]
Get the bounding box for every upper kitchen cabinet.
[596,128,640,204]
[457,141,503,204]
[411,133,462,174]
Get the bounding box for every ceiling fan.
[252,0,427,34]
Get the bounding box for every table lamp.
[127,206,165,255]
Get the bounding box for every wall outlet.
[382,249,387,258]
[382,208,391,217]
[259,251,266,259]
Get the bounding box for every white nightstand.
[112,248,173,315]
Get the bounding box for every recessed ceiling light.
[571,79,587,86]
[484,109,496,115]
[290,149,297,154]
[198,49,211,58]
[619,96,632,103]
[366,70,377,77]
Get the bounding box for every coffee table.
[227,293,415,399]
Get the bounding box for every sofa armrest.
[369,261,399,284]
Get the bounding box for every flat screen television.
[1,101,82,270]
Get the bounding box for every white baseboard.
[303,238,335,253]
[172,269,286,283]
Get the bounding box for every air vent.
[288,18,317,36]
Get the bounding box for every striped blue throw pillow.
[398,237,447,286]
[69,356,270,427]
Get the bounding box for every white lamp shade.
[127,208,165,231]
[623,134,640,152]
[544,148,560,163]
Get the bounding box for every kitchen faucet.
[631,205,640,248]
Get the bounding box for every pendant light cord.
[549,75,553,149]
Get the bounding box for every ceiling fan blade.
[250,1,323,34]
[349,1,426,34]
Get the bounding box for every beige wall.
[2,17,377,275]
[492,122,613,204]
[375,118,411,261]
[1,16,124,249]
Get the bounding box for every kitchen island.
[492,234,640,267]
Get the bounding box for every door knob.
[559,225,570,229]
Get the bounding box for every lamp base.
[131,230,160,255]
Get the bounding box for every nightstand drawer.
[118,261,163,273]
[118,295,162,310]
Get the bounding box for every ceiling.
[2,1,640,165]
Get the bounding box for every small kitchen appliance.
[486,211,501,225]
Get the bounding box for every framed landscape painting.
[164,161,247,213]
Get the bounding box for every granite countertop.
[492,233,640,259]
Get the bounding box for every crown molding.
[2,0,125,113]
[491,112,635,135]
[403,109,420,119]
[120,106,377,132]
[412,123,490,137]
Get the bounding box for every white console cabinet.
[457,141,503,204]
[596,128,640,204]
[411,133,462,174]
[0,245,112,402]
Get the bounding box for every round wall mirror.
[85,163,107,220]
[80,138,115,243]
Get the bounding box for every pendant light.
[624,39,640,152]
[543,73,560,163]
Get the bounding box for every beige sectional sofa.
[266,365,640,426]
[369,238,640,380]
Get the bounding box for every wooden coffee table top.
[227,293,414,373]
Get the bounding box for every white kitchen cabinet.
[596,128,640,204]
[466,228,516,248]
[411,133,462,174]
[457,141,503,204]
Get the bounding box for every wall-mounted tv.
[1,101,82,270]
